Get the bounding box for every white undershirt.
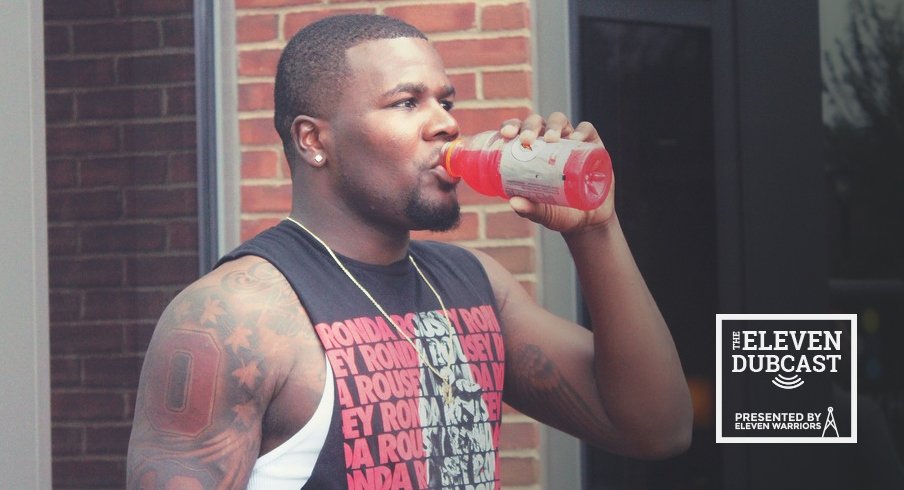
[246,357,334,490]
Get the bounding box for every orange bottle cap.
[442,139,464,177]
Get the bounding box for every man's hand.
[493,112,692,458]
[499,112,615,233]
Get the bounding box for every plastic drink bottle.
[442,131,613,211]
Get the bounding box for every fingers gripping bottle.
[442,131,613,211]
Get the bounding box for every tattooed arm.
[127,256,324,488]
[474,219,692,459]
[474,113,692,459]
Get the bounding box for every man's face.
[324,37,461,232]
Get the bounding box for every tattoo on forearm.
[509,344,606,434]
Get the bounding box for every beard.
[403,182,461,232]
[335,161,461,232]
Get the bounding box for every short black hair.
[273,14,428,159]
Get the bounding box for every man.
[127,14,692,489]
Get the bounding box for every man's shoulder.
[133,254,322,468]
[187,255,283,303]
[163,255,303,335]
[152,254,315,380]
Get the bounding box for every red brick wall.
[234,1,542,487]
[44,0,198,487]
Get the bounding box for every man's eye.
[441,100,455,111]
[394,99,417,109]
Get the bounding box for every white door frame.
[0,0,53,487]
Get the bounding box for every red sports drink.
[442,131,613,211]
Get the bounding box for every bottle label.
[499,139,575,204]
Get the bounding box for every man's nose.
[426,101,459,141]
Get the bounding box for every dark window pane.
[579,18,717,489]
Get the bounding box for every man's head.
[274,15,462,233]
[274,14,428,161]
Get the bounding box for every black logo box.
[716,314,857,443]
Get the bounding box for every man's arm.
[127,257,315,488]
[480,113,692,459]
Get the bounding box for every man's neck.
[287,208,411,266]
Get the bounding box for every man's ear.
[291,115,329,167]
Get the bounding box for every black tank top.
[219,220,506,489]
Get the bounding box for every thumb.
[509,196,534,215]
[509,196,550,224]
[509,196,537,214]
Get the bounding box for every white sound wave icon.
[772,374,804,389]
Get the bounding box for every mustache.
[422,145,446,170]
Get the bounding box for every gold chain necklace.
[285,217,458,405]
